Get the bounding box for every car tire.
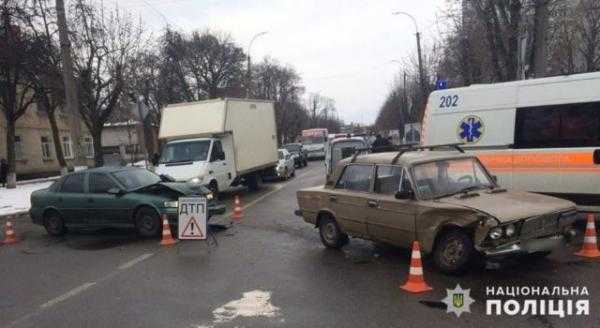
[43,210,67,236]
[135,207,161,238]
[433,229,475,274]
[208,180,220,200]
[319,216,348,249]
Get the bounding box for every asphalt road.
[1,161,599,328]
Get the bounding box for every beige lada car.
[295,147,579,273]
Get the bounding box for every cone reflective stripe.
[231,195,243,220]
[159,215,177,246]
[400,241,432,293]
[575,214,600,258]
[3,220,18,245]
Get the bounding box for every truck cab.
[155,135,235,194]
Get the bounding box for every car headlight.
[206,193,214,201]
[164,201,178,208]
[489,227,503,240]
[189,176,203,184]
[505,224,516,237]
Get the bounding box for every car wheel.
[43,210,67,236]
[433,229,474,274]
[135,207,161,237]
[208,180,220,200]
[319,216,348,249]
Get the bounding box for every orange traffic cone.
[400,241,432,293]
[3,220,18,245]
[575,214,600,258]
[159,215,177,246]
[231,195,243,220]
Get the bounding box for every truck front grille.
[520,213,559,239]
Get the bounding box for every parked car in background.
[276,149,296,180]
[30,167,226,237]
[283,143,308,168]
[325,136,368,182]
[295,146,578,274]
[301,128,328,159]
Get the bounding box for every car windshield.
[284,144,301,152]
[411,158,494,200]
[332,141,365,163]
[112,169,161,190]
[159,140,211,164]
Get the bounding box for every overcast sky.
[115,0,448,125]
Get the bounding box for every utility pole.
[56,0,82,172]
[393,11,426,118]
[246,31,267,98]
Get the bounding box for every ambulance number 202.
[439,95,459,109]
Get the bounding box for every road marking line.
[39,282,97,309]
[118,253,154,270]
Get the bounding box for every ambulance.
[422,72,600,212]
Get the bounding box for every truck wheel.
[44,210,67,236]
[433,229,474,274]
[319,216,348,249]
[135,207,161,237]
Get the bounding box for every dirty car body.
[295,150,578,273]
[30,167,226,237]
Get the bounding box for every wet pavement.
[1,160,599,327]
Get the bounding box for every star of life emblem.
[458,115,484,143]
[442,284,475,317]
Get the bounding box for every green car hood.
[157,182,204,196]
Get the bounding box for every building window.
[82,136,94,158]
[15,135,24,160]
[41,136,52,160]
[61,135,73,159]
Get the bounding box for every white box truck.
[155,98,279,194]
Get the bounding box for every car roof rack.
[351,142,466,164]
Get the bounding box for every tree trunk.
[5,118,16,188]
[529,0,549,78]
[55,0,82,165]
[91,126,104,167]
[47,107,67,169]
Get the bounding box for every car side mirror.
[107,188,125,195]
[395,190,414,200]
[594,149,600,165]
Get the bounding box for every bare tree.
[0,0,37,188]
[70,0,143,166]
[183,30,246,99]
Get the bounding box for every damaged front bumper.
[482,231,576,257]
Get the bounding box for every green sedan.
[29,167,226,237]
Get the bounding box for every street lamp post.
[392,11,426,108]
[246,31,268,98]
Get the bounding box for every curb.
[0,210,29,221]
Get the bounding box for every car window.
[210,140,224,161]
[89,173,117,193]
[399,169,415,194]
[61,173,85,193]
[335,164,373,192]
[375,165,402,194]
[112,169,161,190]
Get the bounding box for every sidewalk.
[0,181,55,219]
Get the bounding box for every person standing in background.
[0,158,8,188]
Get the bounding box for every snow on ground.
[0,181,53,217]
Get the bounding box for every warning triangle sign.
[180,216,205,239]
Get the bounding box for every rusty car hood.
[435,189,575,222]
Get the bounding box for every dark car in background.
[283,143,308,168]
[29,167,226,237]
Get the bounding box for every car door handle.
[367,200,378,208]
[329,195,337,202]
